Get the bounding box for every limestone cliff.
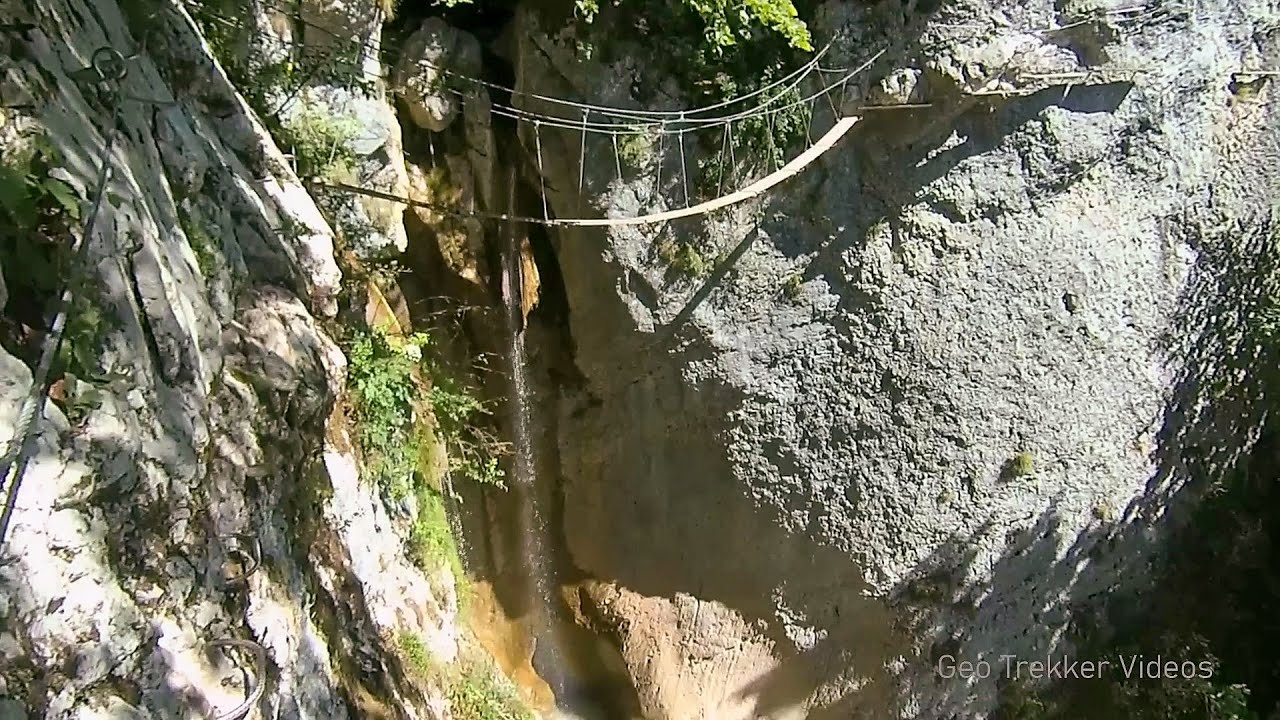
[481,0,1280,717]
[0,0,463,717]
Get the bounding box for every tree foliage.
[573,0,811,53]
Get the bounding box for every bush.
[346,328,425,500]
[448,662,535,720]
[343,325,504,592]
[407,484,465,585]
[1006,451,1035,478]
[657,237,712,277]
[279,106,359,181]
[429,372,507,489]
[0,130,110,381]
[576,0,811,56]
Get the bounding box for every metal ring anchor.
[216,533,261,586]
[91,47,128,82]
[207,639,267,720]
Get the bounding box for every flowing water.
[499,191,575,715]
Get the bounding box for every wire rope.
[0,48,125,549]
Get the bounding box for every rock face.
[498,0,1280,717]
[0,0,456,716]
[394,19,483,134]
[289,0,410,259]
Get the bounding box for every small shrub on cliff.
[1001,451,1035,480]
[657,237,711,277]
[407,484,465,584]
[428,371,508,489]
[279,106,359,181]
[448,661,534,720]
[347,325,507,496]
[347,328,426,500]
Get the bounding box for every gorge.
[2,0,1279,718]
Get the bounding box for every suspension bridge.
[191,0,919,226]
[193,0,1184,228]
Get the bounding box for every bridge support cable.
[653,122,666,203]
[804,97,815,148]
[612,133,623,182]
[534,120,549,221]
[711,124,732,194]
[309,115,861,227]
[578,106,586,212]
[766,112,779,172]
[678,114,690,207]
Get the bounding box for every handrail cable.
[186,2,838,133]
[249,0,840,121]
[0,48,126,549]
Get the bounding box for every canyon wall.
[495,0,1280,717]
[0,0,462,716]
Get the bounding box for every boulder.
[393,18,483,132]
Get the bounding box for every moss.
[396,632,443,682]
[1003,451,1035,479]
[657,238,711,277]
[617,128,656,169]
[782,273,802,299]
[407,484,465,585]
[179,210,219,277]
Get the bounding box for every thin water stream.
[499,238,571,701]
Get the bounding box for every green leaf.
[41,178,82,220]
[0,164,36,226]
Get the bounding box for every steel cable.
[0,48,126,549]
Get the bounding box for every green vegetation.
[394,636,534,720]
[279,106,360,181]
[0,130,113,382]
[178,208,219,277]
[1007,451,1035,478]
[396,632,443,680]
[0,136,79,230]
[782,272,802,299]
[430,372,507,489]
[574,0,811,55]
[343,325,505,589]
[395,632,533,720]
[617,128,657,168]
[657,237,712,277]
[448,662,535,720]
[57,292,110,381]
[408,484,466,584]
[346,328,426,501]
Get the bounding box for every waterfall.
[499,172,572,711]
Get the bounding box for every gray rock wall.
[0,0,456,716]
[501,0,1280,717]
